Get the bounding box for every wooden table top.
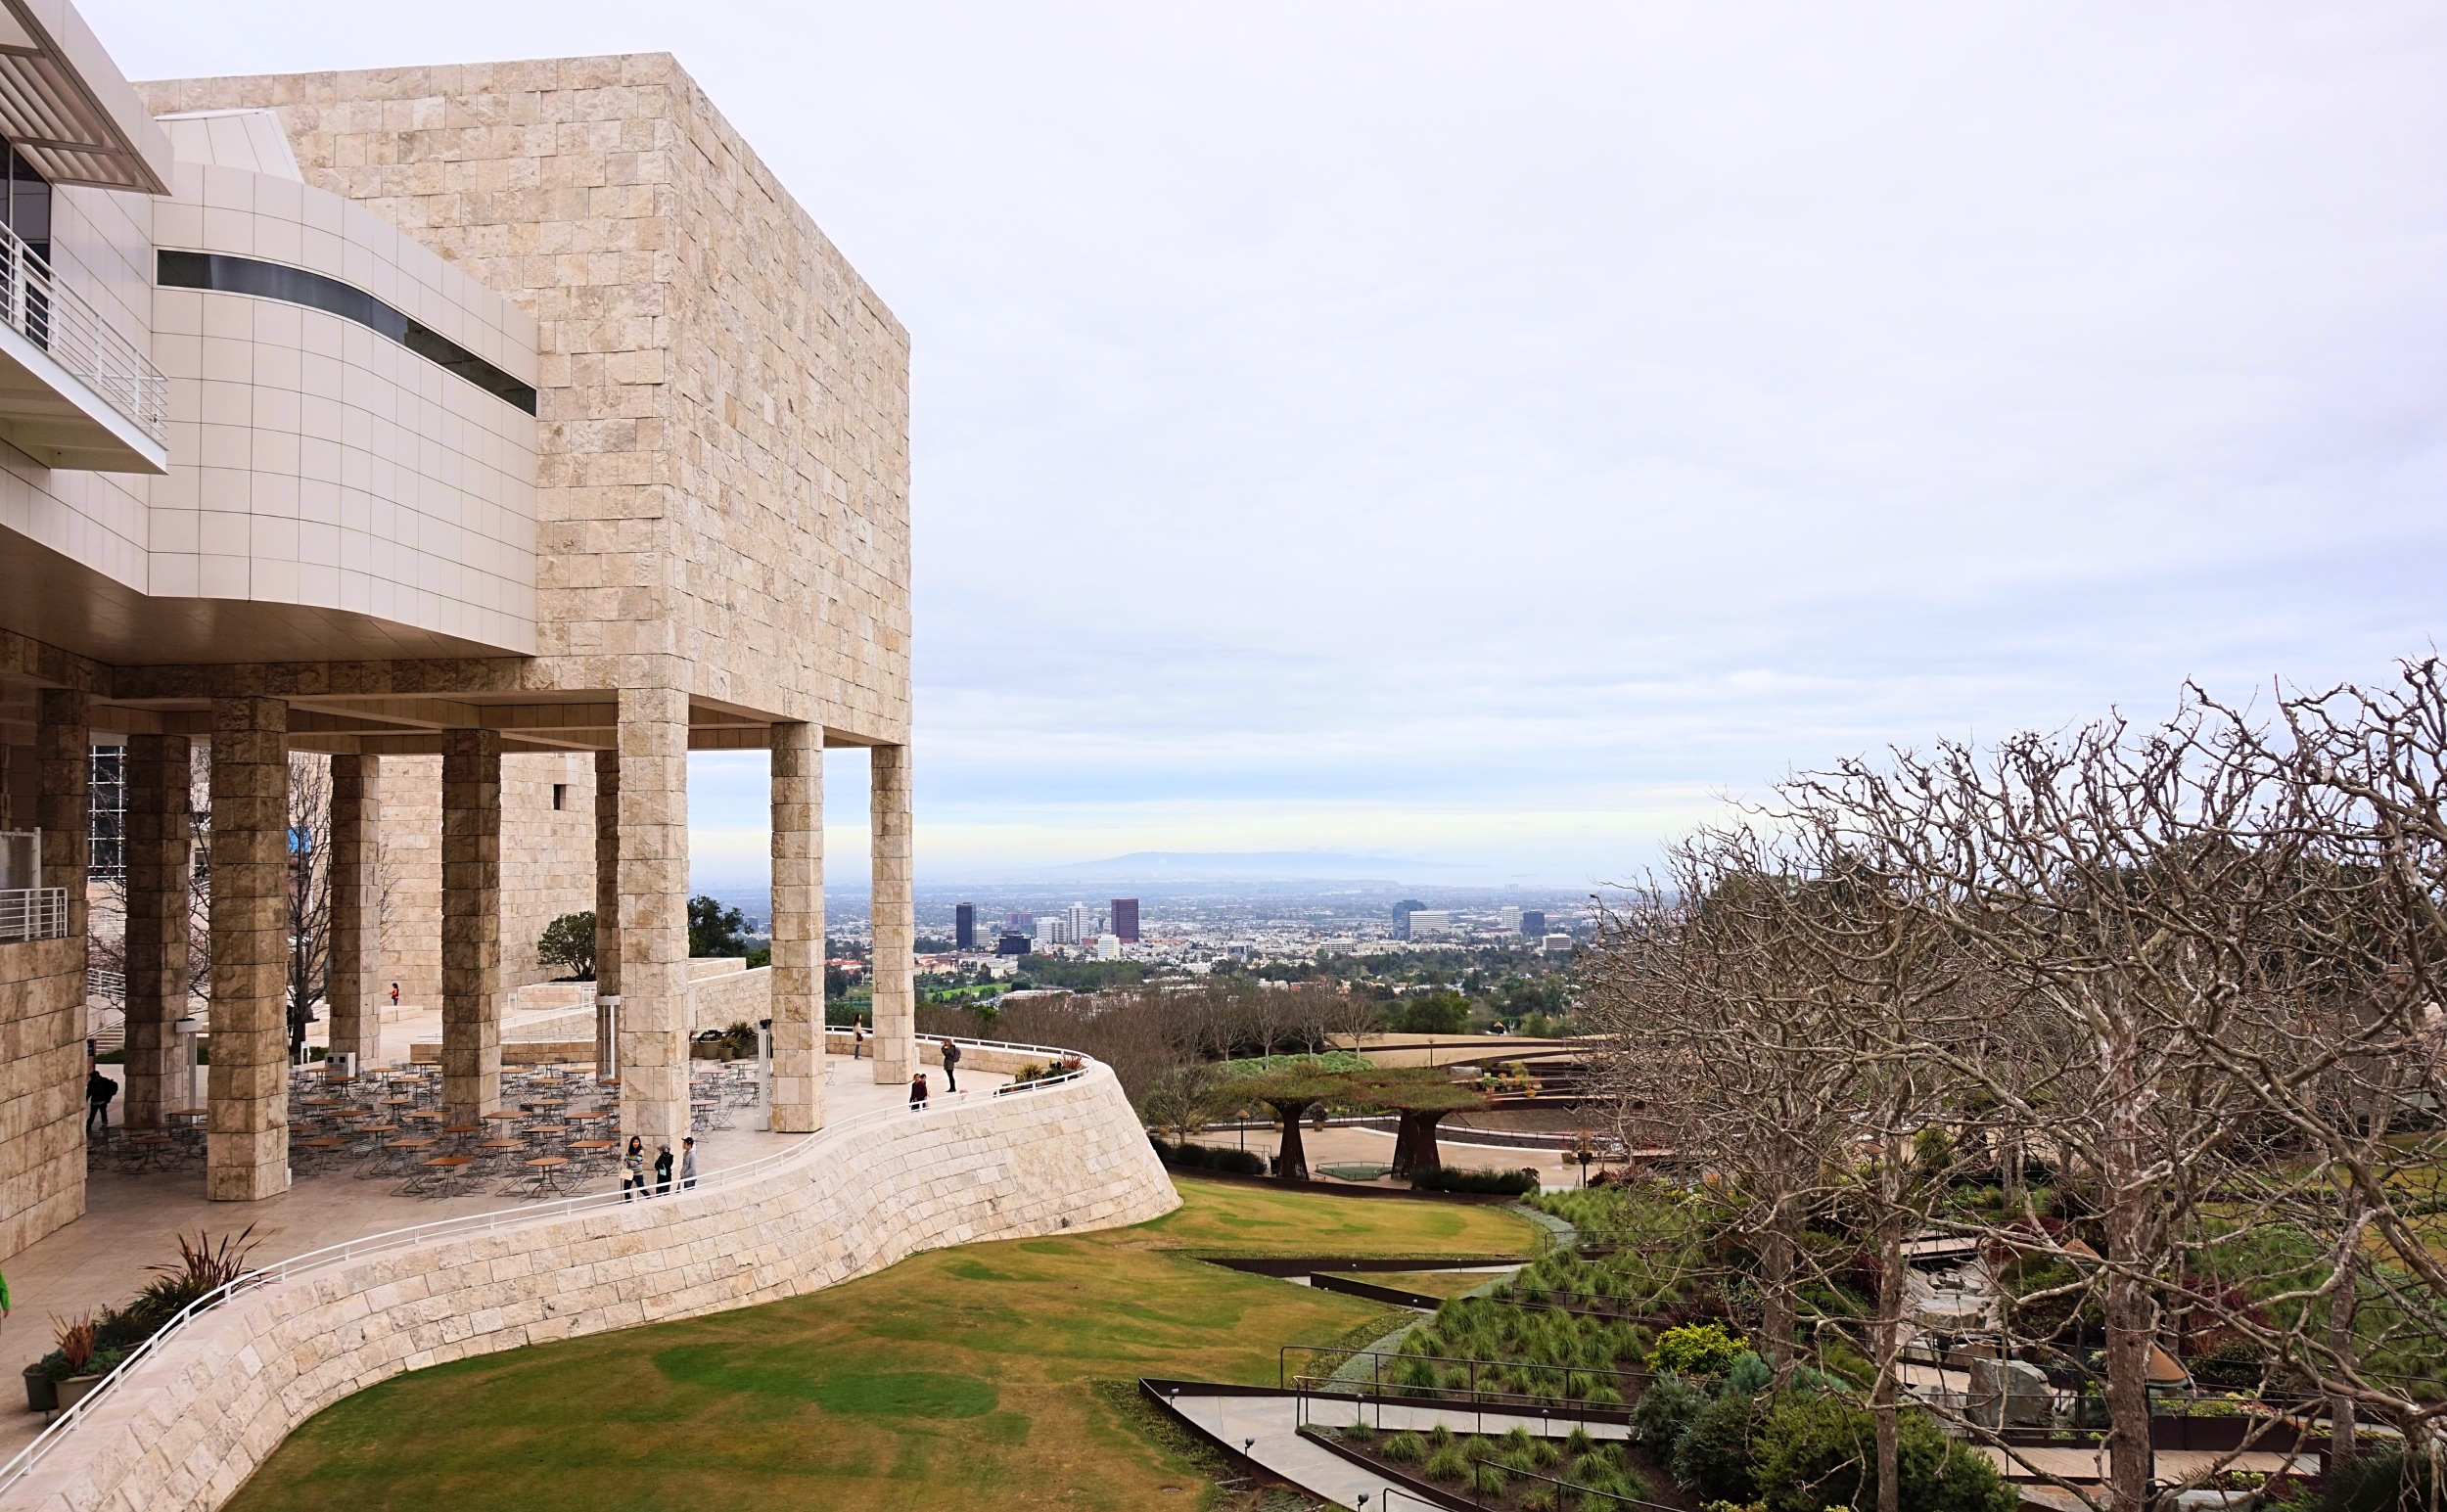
[424,1156,475,1168]
[356,1123,399,1135]
[478,1140,524,1151]
[387,1137,438,1149]
[481,1111,525,1122]
[405,1110,444,1122]
[296,1137,350,1149]
[525,1156,569,1168]
[569,1139,615,1151]
[443,1123,483,1135]
[528,1124,571,1136]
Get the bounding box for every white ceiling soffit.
[0,0,170,194]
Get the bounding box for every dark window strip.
[158,250,537,415]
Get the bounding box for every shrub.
[1751,1395,2017,1512]
[1723,1350,1774,1397]
[1424,1443,1472,1483]
[1652,1321,1752,1377]
[1413,1166,1541,1195]
[1381,1432,1426,1464]
[1634,1372,1710,1457]
[1673,1392,1764,1503]
[2189,1338,2268,1393]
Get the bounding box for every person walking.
[621,1135,647,1202]
[938,1036,961,1094]
[679,1136,698,1190]
[389,983,400,1008]
[907,1072,929,1110]
[84,1068,115,1133]
[853,1021,864,1060]
[653,1142,674,1196]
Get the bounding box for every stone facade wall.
[135,57,914,742]
[0,938,88,1262]
[376,752,597,1006]
[14,1062,1177,1512]
[686,962,766,1031]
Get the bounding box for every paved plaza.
[1,1045,998,1462]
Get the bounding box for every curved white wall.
[6,1061,1176,1512]
[146,146,540,655]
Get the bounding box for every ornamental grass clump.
[1380,1431,1426,1464]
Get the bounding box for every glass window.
[1,145,49,257]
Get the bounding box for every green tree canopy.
[537,911,596,979]
[688,894,751,957]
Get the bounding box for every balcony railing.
[0,886,68,941]
[0,218,167,446]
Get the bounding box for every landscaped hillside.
[223,1177,1540,1512]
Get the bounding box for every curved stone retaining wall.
[9,1062,1176,1512]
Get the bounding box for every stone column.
[207,697,289,1201]
[36,689,89,939]
[440,729,502,1122]
[616,687,690,1145]
[122,733,191,1128]
[768,722,823,1131]
[326,753,382,1078]
[592,746,621,1084]
[869,742,914,1086]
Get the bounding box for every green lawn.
[226,1175,1540,1512]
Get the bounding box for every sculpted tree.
[1226,1065,1350,1181]
[1348,1065,1492,1180]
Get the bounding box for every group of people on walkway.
[620,1135,698,1201]
[907,1036,962,1109]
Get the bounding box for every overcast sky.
[94,3,2447,888]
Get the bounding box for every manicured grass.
[226,1176,1539,1512]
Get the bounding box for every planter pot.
[22,1365,54,1413]
[54,1374,102,1411]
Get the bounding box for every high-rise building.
[1520,909,1547,937]
[1393,899,1427,939]
[1006,910,1036,935]
[1498,904,1521,932]
[1111,897,1140,942]
[1095,934,1122,961]
[954,902,976,950]
[995,933,1033,956]
[1066,901,1091,942]
[1037,916,1073,947]
[1408,909,1453,939]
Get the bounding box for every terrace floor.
[0,1042,1004,1463]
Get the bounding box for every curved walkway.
[2,1043,1175,1512]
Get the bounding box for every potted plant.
[50,1315,102,1410]
[22,1353,57,1413]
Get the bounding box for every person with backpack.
[84,1068,116,1133]
[653,1143,674,1196]
[938,1036,961,1093]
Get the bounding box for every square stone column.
[207,697,290,1201]
[122,733,192,1129]
[37,689,89,939]
[441,729,502,1122]
[592,745,621,1083]
[869,742,914,1086]
[768,722,823,1130]
[326,753,382,1078]
[616,687,690,1144]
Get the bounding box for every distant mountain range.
[1045,849,1469,883]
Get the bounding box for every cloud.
[103,1,2447,883]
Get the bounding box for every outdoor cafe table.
[413,1155,477,1196]
[521,1156,570,1196]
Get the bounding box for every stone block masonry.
[12,1061,1178,1512]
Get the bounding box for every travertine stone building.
[0,1,912,1260]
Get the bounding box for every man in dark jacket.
[653,1143,674,1196]
[939,1036,961,1093]
[84,1068,116,1132]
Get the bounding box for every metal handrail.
[0,218,168,444]
[0,886,68,941]
[0,1036,1097,1492]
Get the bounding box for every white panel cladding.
[147,160,540,655]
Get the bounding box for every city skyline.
[104,1,2447,888]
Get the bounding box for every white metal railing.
[0,1037,1099,1493]
[0,886,68,941]
[0,219,168,445]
